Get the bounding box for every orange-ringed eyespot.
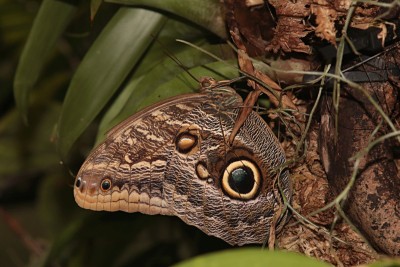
[75,177,81,188]
[222,160,261,200]
[100,178,112,192]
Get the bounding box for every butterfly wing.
[74,92,208,214]
[74,87,291,245]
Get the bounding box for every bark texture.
[319,51,400,255]
[224,0,400,261]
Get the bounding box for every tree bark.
[319,56,400,255]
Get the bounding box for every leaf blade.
[57,7,166,159]
[13,0,76,122]
[96,44,236,141]
[174,249,332,267]
[105,0,226,38]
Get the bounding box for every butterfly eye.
[75,177,82,188]
[100,178,112,192]
[222,160,261,200]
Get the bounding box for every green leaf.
[367,258,400,267]
[105,0,227,38]
[96,44,236,142]
[133,19,211,78]
[135,60,239,111]
[173,249,332,267]
[57,7,166,160]
[13,0,76,123]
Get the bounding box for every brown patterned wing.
[74,92,208,214]
[74,87,291,245]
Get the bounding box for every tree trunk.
[319,50,400,255]
[224,0,400,259]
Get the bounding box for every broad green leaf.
[111,44,234,123]
[13,0,76,122]
[135,60,239,111]
[96,44,236,141]
[105,0,227,38]
[95,17,224,140]
[95,18,210,142]
[57,7,166,160]
[174,249,332,267]
[366,258,400,267]
[133,18,212,78]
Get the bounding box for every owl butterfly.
[74,77,291,245]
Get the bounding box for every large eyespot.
[175,126,201,154]
[222,160,261,200]
[100,178,112,192]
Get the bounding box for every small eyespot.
[222,160,261,200]
[100,178,112,192]
[196,162,209,179]
[176,133,197,153]
[175,126,201,154]
[75,177,81,187]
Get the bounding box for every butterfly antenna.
[62,161,76,178]
[153,36,199,83]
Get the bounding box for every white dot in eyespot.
[207,178,213,184]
